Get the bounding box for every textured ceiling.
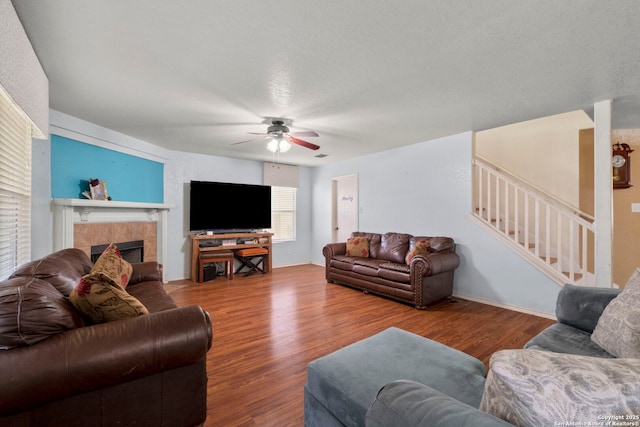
[11,1,640,166]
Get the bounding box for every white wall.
[476,110,594,207]
[311,132,560,315]
[32,110,313,280]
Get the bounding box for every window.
[271,186,296,241]
[0,90,32,280]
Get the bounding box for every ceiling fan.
[233,118,320,153]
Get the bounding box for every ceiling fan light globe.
[279,140,292,153]
[267,139,279,152]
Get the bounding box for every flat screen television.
[189,181,271,232]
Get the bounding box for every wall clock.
[612,142,633,189]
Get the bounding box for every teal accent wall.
[51,135,164,202]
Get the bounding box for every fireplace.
[52,199,172,280]
[91,240,144,263]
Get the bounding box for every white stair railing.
[473,156,595,286]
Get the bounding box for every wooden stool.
[234,247,268,277]
[199,251,234,282]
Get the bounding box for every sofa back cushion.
[352,232,382,258]
[0,277,85,349]
[350,233,456,261]
[378,233,411,264]
[10,248,93,297]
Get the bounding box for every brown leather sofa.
[323,232,460,309]
[0,248,212,427]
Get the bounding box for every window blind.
[271,186,296,242]
[0,89,31,280]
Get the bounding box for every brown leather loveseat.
[0,248,212,427]
[323,232,460,309]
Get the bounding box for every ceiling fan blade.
[286,135,320,150]
[231,137,264,145]
[289,131,319,137]
[247,132,268,135]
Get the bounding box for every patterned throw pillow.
[92,243,133,289]
[591,268,640,357]
[69,273,149,324]
[346,237,370,258]
[480,349,640,427]
[405,240,430,264]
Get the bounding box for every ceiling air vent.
[314,154,328,158]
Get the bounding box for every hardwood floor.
[168,264,555,427]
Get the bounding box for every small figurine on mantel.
[84,178,111,200]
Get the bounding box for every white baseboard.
[452,292,557,320]
[272,261,321,269]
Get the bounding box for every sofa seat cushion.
[377,262,411,284]
[306,327,487,427]
[129,281,178,312]
[480,349,640,426]
[377,268,410,283]
[353,258,387,269]
[331,256,356,271]
[353,264,379,277]
[0,277,85,349]
[524,323,614,358]
[379,262,410,273]
[352,259,387,278]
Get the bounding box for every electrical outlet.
[632,203,640,213]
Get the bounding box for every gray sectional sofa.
[304,284,640,426]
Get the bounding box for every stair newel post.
[594,100,613,288]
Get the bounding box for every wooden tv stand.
[190,232,273,282]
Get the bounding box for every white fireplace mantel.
[52,198,173,270]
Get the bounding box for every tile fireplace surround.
[52,199,172,278]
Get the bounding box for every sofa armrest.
[0,305,212,416]
[323,243,346,259]
[556,284,620,333]
[129,261,163,285]
[365,380,512,427]
[411,252,460,276]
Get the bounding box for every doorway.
[331,174,359,243]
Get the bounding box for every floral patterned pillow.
[69,273,149,324]
[591,268,640,357]
[405,240,430,264]
[480,349,640,427]
[92,243,133,289]
[346,237,370,258]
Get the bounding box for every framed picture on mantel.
[89,179,108,200]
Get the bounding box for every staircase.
[472,155,595,286]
